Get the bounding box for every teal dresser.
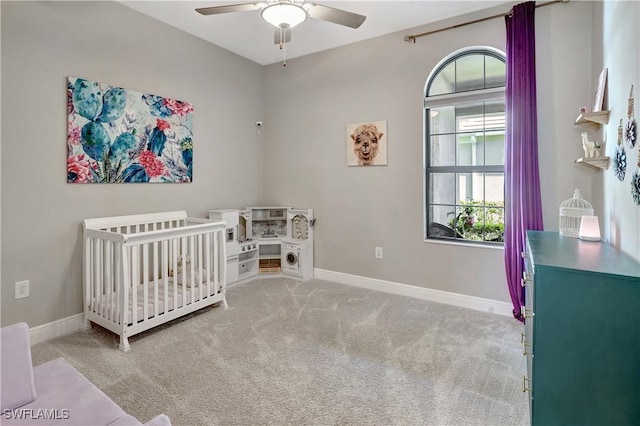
[523,231,640,426]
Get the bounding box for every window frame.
[423,47,506,247]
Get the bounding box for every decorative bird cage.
[559,189,594,238]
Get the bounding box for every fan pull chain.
[279,26,287,67]
[283,41,287,67]
[628,85,634,118]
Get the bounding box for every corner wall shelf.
[575,155,610,170]
[574,110,610,130]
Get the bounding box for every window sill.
[423,238,504,251]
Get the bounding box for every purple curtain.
[504,1,544,322]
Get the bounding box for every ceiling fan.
[196,1,366,48]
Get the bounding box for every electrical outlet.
[15,280,29,299]
[375,247,383,259]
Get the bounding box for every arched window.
[424,47,506,244]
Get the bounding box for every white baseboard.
[314,268,513,317]
[29,313,84,346]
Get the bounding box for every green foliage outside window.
[448,201,504,242]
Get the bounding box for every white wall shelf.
[574,111,610,130]
[575,155,610,170]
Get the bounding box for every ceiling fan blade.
[196,3,263,16]
[305,3,366,29]
[274,27,292,45]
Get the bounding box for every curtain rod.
[404,0,568,43]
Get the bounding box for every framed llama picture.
[347,120,387,166]
[67,77,194,183]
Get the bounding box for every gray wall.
[261,2,597,303]
[600,1,640,261]
[1,1,264,326]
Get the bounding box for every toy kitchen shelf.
[574,110,610,130]
[238,249,258,281]
[258,241,281,273]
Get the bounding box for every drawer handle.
[520,306,534,320]
[521,333,531,356]
[522,376,530,393]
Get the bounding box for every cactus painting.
[67,77,194,183]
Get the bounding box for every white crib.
[82,211,227,351]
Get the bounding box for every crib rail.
[83,210,189,231]
[82,212,227,351]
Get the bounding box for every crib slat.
[122,245,128,322]
[143,243,149,321]
[87,238,95,313]
[181,237,188,306]
[100,242,105,313]
[104,240,111,321]
[149,223,158,318]
[153,237,159,319]
[93,238,102,317]
[189,235,196,304]
[120,244,130,347]
[132,245,138,325]
[214,231,220,294]
[98,239,104,318]
[172,238,178,311]
[100,227,112,320]
[115,242,122,324]
[162,239,168,315]
[90,237,94,313]
[197,234,203,301]
[111,241,117,321]
[110,240,116,321]
[205,233,212,297]
[221,230,225,292]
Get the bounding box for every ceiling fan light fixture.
[261,2,307,29]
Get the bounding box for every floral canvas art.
[67,77,194,183]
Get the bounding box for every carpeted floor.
[31,277,529,425]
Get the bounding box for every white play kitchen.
[208,207,314,283]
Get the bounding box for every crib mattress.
[90,281,220,325]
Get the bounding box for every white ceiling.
[120,1,511,65]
